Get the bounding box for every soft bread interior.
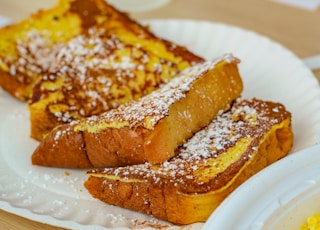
[85,99,293,224]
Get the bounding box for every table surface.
[0,0,319,229]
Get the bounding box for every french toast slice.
[31,54,243,168]
[0,0,145,100]
[24,1,204,141]
[0,0,203,140]
[84,98,294,225]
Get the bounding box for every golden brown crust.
[0,0,111,100]
[83,125,150,166]
[0,69,31,100]
[26,1,204,141]
[31,55,243,168]
[30,124,92,168]
[84,98,294,224]
[0,0,203,140]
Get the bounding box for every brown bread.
[84,98,293,224]
[32,54,243,168]
[0,0,204,140]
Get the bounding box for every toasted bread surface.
[0,0,203,140]
[0,0,130,100]
[31,54,243,168]
[26,2,203,141]
[84,98,293,224]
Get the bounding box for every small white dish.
[203,144,320,230]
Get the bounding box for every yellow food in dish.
[301,214,320,230]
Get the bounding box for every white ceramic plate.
[1,19,320,229]
[203,144,320,230]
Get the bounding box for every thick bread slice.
[0,0,141,100]
[0,0,203,140]
[25,4,204,141]
[84,98,294,225]
[28,16,203,141]
[32,54,243,168]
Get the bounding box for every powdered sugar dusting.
[77,54,238,130]
[89,98,290,192]
[31,24,202,126]
[4,29,63,83]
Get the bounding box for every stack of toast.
[85,98,293,224]
[0,0,294,226]
[31,54,243,168]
